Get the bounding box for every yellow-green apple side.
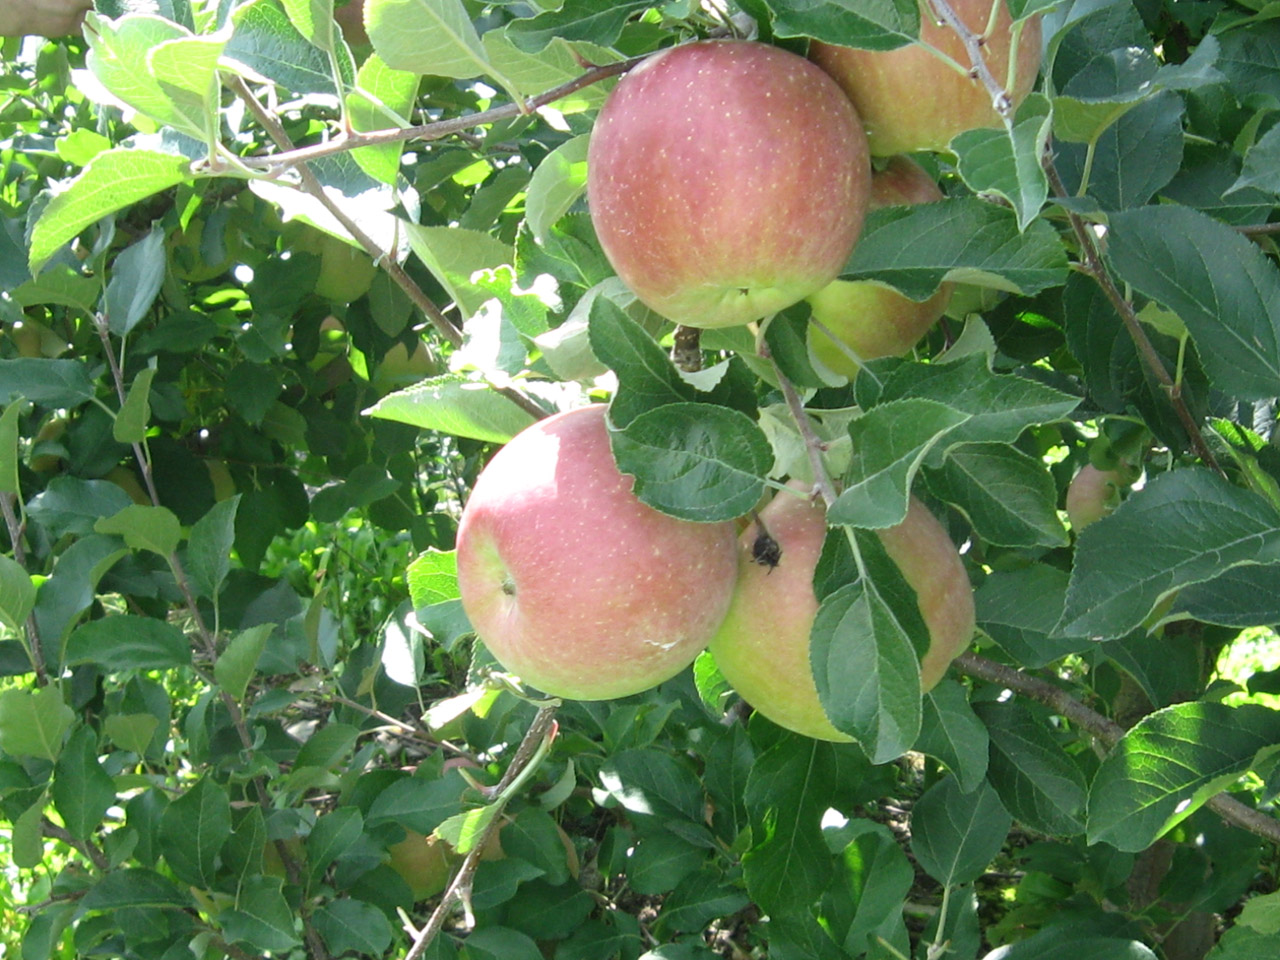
[710,487,976,741]
[587,39,871,329]
[809,0,1042,157]
[456,405,740,701]
[807,155,953,378]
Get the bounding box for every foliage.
[1,1,1279,959]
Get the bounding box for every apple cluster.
[456,5,1042,740]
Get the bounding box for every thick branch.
[955,651,1280,846]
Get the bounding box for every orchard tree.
[1,2,1280,960]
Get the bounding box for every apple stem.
[671,325,703,372]
[759,343,839,511]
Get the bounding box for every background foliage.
[2,1,1280,959]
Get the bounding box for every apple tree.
[1,1,1280,959]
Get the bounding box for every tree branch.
[402,705,558,960]
[955,651,1280,846]
[926,0,1015,126]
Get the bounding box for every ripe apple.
[455,405,739,701]
[709,487,975,742]
[587,40,871,329]
[809,0,1043,156]
[806,156,953,379]
[1065,463,1132,532]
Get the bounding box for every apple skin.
[809,0,1042,156]
[587,40,871,329]
[709,487,975,742]
[807,156,952,378]
[1065,463,1129,532]
[455,405,739,701]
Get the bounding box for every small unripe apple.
[588,40,871,329]
[456,405,739,701]
[386,830,454,901]
[807,156,953,378]
[709,487,975,742]
[810,0,1042,156]
[1065,463,1130,532]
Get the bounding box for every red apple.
[587,40,871,329]
[709,487,975,742]
[1065,463,1133,533]
[807,156,953,378]
[455,405,739,701]
[809,0,1043,156]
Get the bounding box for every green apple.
[807,155,952,379]
[1065,463,1134,533]
[810,0,1042,156]
[456,405,740,701]
[710,486,975,741]
[587,40,871,329]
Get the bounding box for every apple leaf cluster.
[1,2,1280,960]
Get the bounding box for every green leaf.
[952,94,1052,231]
[12,799,44,869]
[404,223,513,321]
[113,366,157,443]
[1106,203,1280,399]
[502,806,574,886]
[457,925,543,960]
[158,776,232,887]
[1057,469,1280,639]
[226,0,337,95]
[33,535,131,647]
[766,0,919,50]
[598,749,704,823]
[0,554,36,636]
[364,373,538,443]
[589,297,695,428]
[976,565,1090,667]
[104,713,160,756]
[1169,563,1280,629]
[65,615,190,671]
[840,198,1070,301]
[828,399,969,529]
[280,0,337,50]
[1231,123,1280,196]
[526,134,590,244]
[27,477,133,539]
[435,802,502,854]
[910,776,1011,886]
[365,0,523,101]
[80,868,191,911]
[50,725,116,842]
[654,870,750,937]
[864,355,1081,462]
[94,504,181,558]
[214,624,273,702]
[984,931,1158,960]
[505,0,650,52]
[366,770,469,834]
[313,899,393,957]
[811,579,922,763]
[221,876,302,952]
[977,701,1089,837]
[609,403,771,523]
[306,807,364,889]
[1088,702,1280,852]
[0,397,22,495]
[0,686,73,760]
[188,496,240,600]
[348,53,420,185]
[628,832,706,895]
[926,442,1068,548]
[0,359,98,408]
[916,680,989,793]
[827,819,914,956]
[105,226,166,337]
[407,549,458,609]
[29,147,190,275]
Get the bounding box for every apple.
[809,0,1043,156]
[455,405,739,701]
[386,830,454,901]
[1065,463,1133,532]
[709,487,975,742]
[806,156,953,378]
[587,40,871,329]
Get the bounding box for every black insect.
[750,521,782,573]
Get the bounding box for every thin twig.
[760,343,838,509]
[233,58,643,172]
[402,705,558,960]
[0,492,47,685]
[227,76,548,424]
[42,818,110,872]
[955,651,1280,846]
[1041,156,1223,474]
[1237,222,1280,236]
[926,0,1013,125]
